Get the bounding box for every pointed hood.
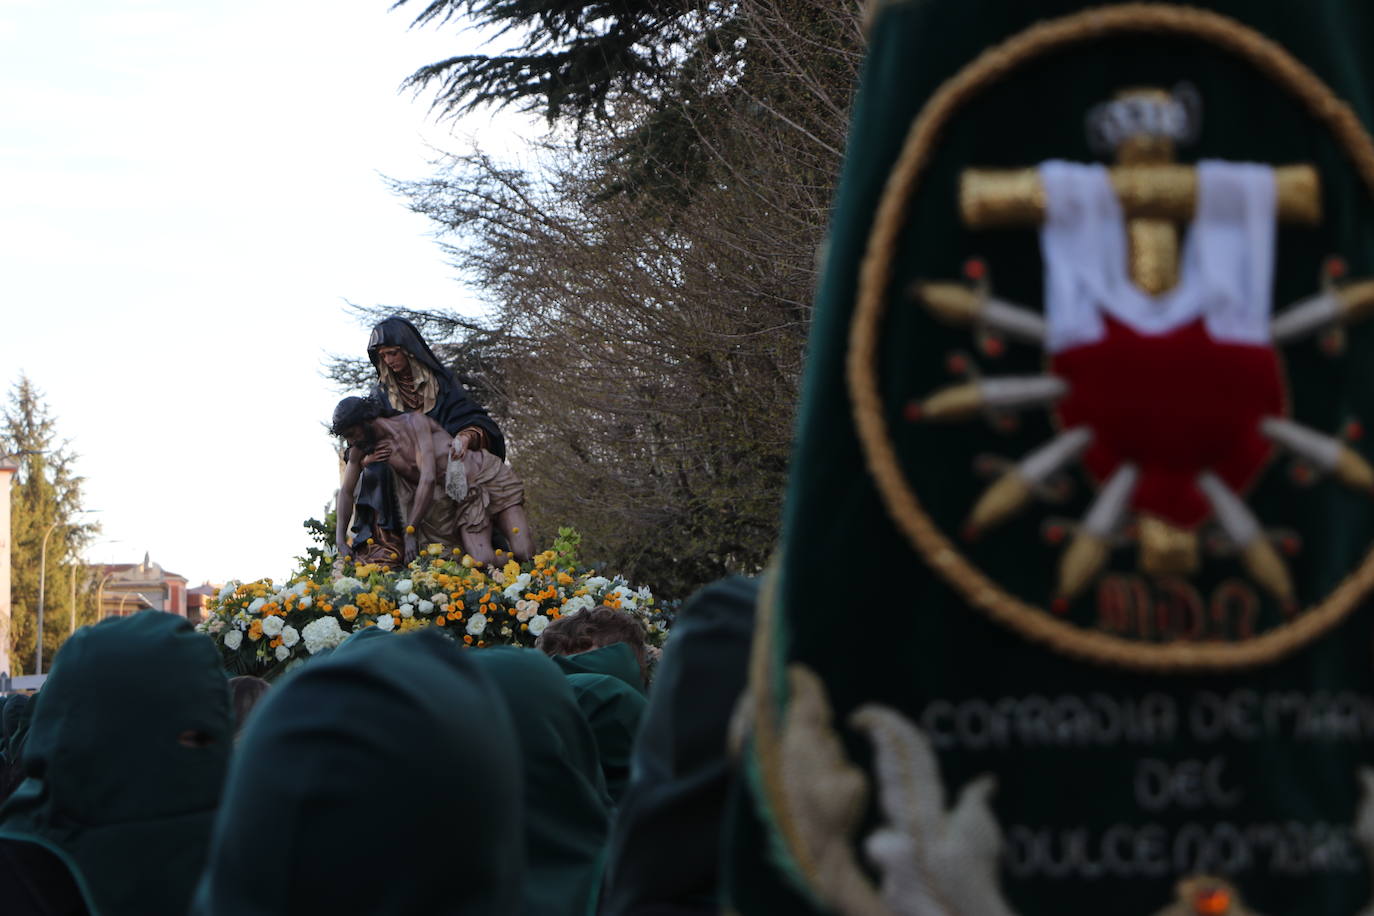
[193,629,524,915]
[470,647,609,915]
[0,612,232,916]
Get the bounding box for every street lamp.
[35,509,98,676]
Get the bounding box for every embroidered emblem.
[848,5,1374,670]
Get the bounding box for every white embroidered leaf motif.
[779,665,888,915]
[850,704,1014,916]
[1355,767,1374,916]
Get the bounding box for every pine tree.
[3,375,98,674]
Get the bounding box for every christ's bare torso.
[369,413,451,485]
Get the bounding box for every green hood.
[0,694,30,762]
[601,576,757,916]
[330,622,390,656]
[470,647,610,915]
[552,641,645,694]
[192,628,524,915]
[0,612,232,916]
[565,672,647,805]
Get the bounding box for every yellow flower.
[340,605,359,621]
[557,572,573,585]
[248,620,263,641]
[428,544,443,556]
[405,525,416,534]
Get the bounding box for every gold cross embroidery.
[958,87,1321,294]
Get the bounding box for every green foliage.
[393,0,714,126]
[293,508,339,585]
[3,375,99,675]
[551,525,582,567]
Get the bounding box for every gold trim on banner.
[846,4,1374,671]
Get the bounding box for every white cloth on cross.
[1038,159,1277,354]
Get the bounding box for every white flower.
[376,615,395,632]
[560,595,594,617]
[302,616,347,654]
[417,600,434,615]
[208,618,225,634]
[396,579,414,595]
[297,596,312,610]
[261,616,284,637]
[399,603,415,618]
[584,576,610,592]
[500,626,512,637]
[274,645,290,662]
[332,577,363,596]
[280,625,300,648]
[217,580,240,601]
[637,586,653,602]
[288,581,310,597]
[515,599,536,622]
[247,597,266,614]
[502,574,531,601]
[223,629,243,650]
[491,570,506,584]
[466,612,488,636]
[430,592,447,605]
[528,615,549,637]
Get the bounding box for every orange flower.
[436,616,447,626]
[248,620,263,641]
[477,640,486,648]
[269,636,283,648]
[340,605,359,621]
[463,635,473,645]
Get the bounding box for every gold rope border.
[848,3,1374,672]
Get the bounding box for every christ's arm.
[336,450,363,559]
[403,415,439,562]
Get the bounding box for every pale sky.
[0,0,532,585]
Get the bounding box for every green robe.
[471,646,610,915]
[0,612,232,916]
[601,576,757,916]
[192,628,523,915]
[566,673,648,805]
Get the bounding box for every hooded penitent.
[193,629,524,915]
[728,3,1374,914]
[470,647,610,915]
[565,673,647,806]
[601,576,757,916]
[0,612,231,916]
[0,693,29,765]
[551,641,646,694]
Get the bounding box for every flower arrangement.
[197,534,670,678]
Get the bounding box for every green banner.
[729,3,1374,914]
